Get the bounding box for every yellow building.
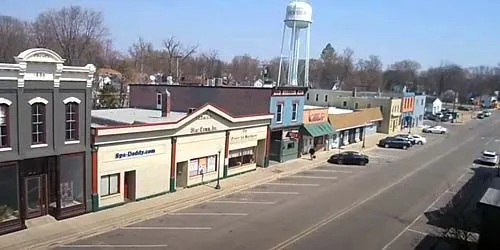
[90,104,272,209]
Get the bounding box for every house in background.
[413,94,426,127]
[425,96,442,114]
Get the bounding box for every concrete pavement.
[52,112,496,249]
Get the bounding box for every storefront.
[329,108,383,147]
[300,107,335,154]
[91,104,272,210]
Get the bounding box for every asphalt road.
[57,114,499,250]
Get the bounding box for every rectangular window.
[276,103,283,123]
[291,103,298,121]
[65,103,79,141]
[324,95,328,102]
[343,101,347,107]
[0,164,20,222]
[156,93,162,106]
[189,155,217,177]
[354,103,359,109]
[315,94,319,101]
[100,174,119,197]
[228,147,255,169]
[0,104,9,147]
[31,103,46,144]
[306,93,309,100]
[367,103,371,108]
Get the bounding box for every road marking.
[381,171,469,250]
[407,228,428,236]
[307,169,353,174]
[269,134,476,250]
[123,226,211,230]
[168,212,248,216]
[285,175,338,180]
[425,206,440,212]
[208,200,275,204]
[241,191,300,195]
[445,190,456,194]
[60,245,169,248]
[264,183,319,187]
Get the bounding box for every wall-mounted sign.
[190,125,217,134]
[230,134,258,143]
[115,148,156,160]
[308,112,325,122]
[198,114,212,120]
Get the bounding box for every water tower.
[277,0,312,87]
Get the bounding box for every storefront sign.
[115,148,156,159]
[308,112,325,122]
[190,125,217,134]
[230,134,257,143]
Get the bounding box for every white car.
[480,150,499,165]
[422,126,447,134]
[408,134,427,145]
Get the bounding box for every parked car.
[479,150,499,165]
[477,113,485,119]
[378,137,412,149]
[328,151,369,165]
[408,134,427,145]
[422,125,447,134]
[482,110,492,117]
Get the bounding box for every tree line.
[1,5,499,102]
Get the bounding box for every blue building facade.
[401,91,415,129]
[268,87,307,163]
[413,94,426,127]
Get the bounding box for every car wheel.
[418,141,423,145]
[440,131,445,134]
[384,144,389,148]
[337,160,343,165]
[402,145,407,150]
[360,160,367,166]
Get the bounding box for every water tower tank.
[285,0,313,29]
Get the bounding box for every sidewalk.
[0,135,382,250]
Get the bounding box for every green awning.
[302,122,336,137]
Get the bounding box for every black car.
[378,137,412,149]
[328,151,369,165]
[457,106,472,111]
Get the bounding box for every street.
[57,115,498,250]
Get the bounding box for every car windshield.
[483,152,497,157]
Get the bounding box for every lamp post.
[215,150,221,190]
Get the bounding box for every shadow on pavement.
[413,166,496,250]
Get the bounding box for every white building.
[425,96,442,114]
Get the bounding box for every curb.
[25,156,330,250]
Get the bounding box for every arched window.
[0,101,10,148]
[65,102,79,141]
[31,103,47,145]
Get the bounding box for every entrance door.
[24,176,46,219]
[124,171,136,201]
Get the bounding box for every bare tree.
[0,16,31,62]
[162,36,198,78]
[229,54,260,84]
[31,6,108,65]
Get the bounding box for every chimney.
[187,108,196,114]
[352,87,357,97]
[161,90,171,117]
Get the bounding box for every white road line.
[168,212,248,216]
[407,228,428,236]
[307,169,353,174]
[269,132,479,250]
[60,245,169,248]
[381,171,468,250]
[264,183,320,187]
[445,190,456,194]
[241,191,300,195]
[123,226,211,230]
[208,200,275,204]
[286,175,338,180]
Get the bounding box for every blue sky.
[3,0,499,69]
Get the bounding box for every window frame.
[315,94,319,101]
[64,102,79,142]
[0,100,11,149]
[31,102,47,145]
[156,93,162,106]
[324,95,328,102]
[100,173,120,197]
[276,103,283,123]
[291,103,298,121]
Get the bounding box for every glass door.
[25,176,43,219]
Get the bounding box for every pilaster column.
[169,137,177,192]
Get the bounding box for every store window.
[58,154,84,208]
[156,93,162,106]
[0,104,9,148]
[189,155,217,177]
[276,104,283,123]
[0,164,20,223]
[306,93,309,100]
[291,103,298,121]
[228,147,255,169]
[65,102,79,141]
[101,174,119,197]
[31,102,46,145]
[343,101,347,107]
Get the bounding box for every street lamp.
[215,150,221,190]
